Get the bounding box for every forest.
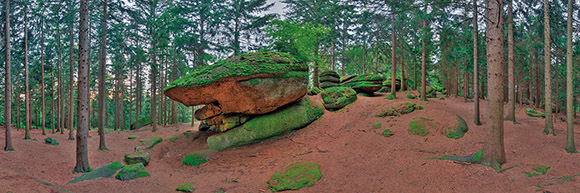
[1,0,580,192]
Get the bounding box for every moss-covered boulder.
[307,86,322,96]
[319,81,341,89]
[44,137,59,146]
[165,51,308,115]
[319,71,340,89]
[320,87,357,111]
[115,163,150,181]
[176,182,195,192]
[418,86,437,98]
[267,162,322,192]
[525,108,545,118]
[124,151,151,166]
[444,115,469,139]
[405,93,416,99]
[68,161,124,184]
[373,102,423,117]
[135,136,163,151]
[130,117,151,130]
[182,150,216,166]
[207,97,324,151]
[343,74,383,94]
[203,114,251,133]
[409,119,429,136]
[382,129,394,137]
[382,77,401,92]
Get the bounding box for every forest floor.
[1,91,580,193]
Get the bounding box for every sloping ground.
[1,92,579,193]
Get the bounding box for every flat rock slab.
[68,161,124,184]
[124,151,151,166]
[115,163,150,181]
[165,51,308,115]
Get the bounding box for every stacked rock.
[165,51,325,151]
[342,74,384,94]
[382,77,401,92]
[319,71,341,89]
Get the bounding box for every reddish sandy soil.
[1,91,580,193]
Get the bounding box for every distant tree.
[98,0,108,150]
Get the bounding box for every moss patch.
[409,119,429,136]
[525,108,545,118]
[444,115,469,139]
[374,102,422,117]
[44,137,59,146]
[176,182,195,192]
[381,129,393,137]
[320,87,357,111]
[131,117,151,130]
[182,151,208,166]
[135,136,163,151]
[385,92,396,100]
[267,162,322,192]
[128,135,138,139]
[165,51,307,91]
[307,86,322,95]
[124,151,151,166]
[405,93,416,99]
[524,165,551,177]
[68,161,124,184]
[373,122,382,129]
[207,97,324,151]
[115,163,150,181]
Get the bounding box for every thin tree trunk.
[58,28,64,134]
[41,17,46,135]
[473,0,481,125]
[535,52,540,108]
[420,18,427,101]
[4,0,14,151]
[391,14,397,99]
[331,42,335,71]
[151,45,158,132]
[75,0,91,172]
[16,92,20,130]
[171,47,177,124]
[400,51,405,91]
[68,16,75,141]
[97,0,108,150]
[481,0,506,166]
[24,5,31,140]
[51,63,56,134]
[463,58,468,101]
[565,0,577,153]
[543,0,554,135]
[506,1,516,122]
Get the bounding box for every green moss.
[115,163,150,181]
[44,137,59,146]
[182,151,208,166]
[248,79,259,85]
[381,129,393,137]
[374,102,422,117]
[131,117,151,130]
[68,161,124,184]
[473,149,483,162]
[439,97,445,100]
[267,162,322,192]
[525,108,545,118]
[307,86,322,95]
[165,51,307,91]
[532,165,551,175]
[373,122,382,129]
[409,119,429,136]
[124,151,151,166]
[320,87,357,111]
[176,182,195,192]
[207,97,324,151]
[128,135,138,139]
[444,115,469,139]
[351,74,383,82]
[135,136,163,151]
[385,92,396,100]
[405,93,416,99]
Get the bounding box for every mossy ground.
[176,182,195,192]
[525,108,545,118]
[136,136,163,150]
[267,162,322,192]
[405,93,416,99]
[373,122,382,129]
[165,51,307,91]
[182,151,208,166]
[444,115,469,139]
[115,163,150,181]
[374,102,423,117]
[409,119,429,136]
[128,135,138,139]
[381,129,393,137]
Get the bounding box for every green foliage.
[406,93,416,99]
[381,129,394,137]
[182,151,208,166]
[115,163,150,181]
[176,182,195,192]
[265,20,330,64]
[131,117,151,130]
[525,108,545,118]
[267,162,322,192]
[409,119,429,136]
[127,136,138,139]
[373,122,382,129]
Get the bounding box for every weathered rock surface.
[343,74,383,94]
[203,114,251,133]
[124,151,151,166]
[207,97,324,151]
[321,87,357,111]
[165,51,308,115]
[194,103,222,120]
[319,71,341,89]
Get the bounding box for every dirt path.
[1,91,579,192]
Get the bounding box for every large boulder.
[194,103,222,120]
[320,87,357,111]
[68,161,124,184]
[124,151,151,166]
[373,102,423,117]
[444,115,469,139]
[130,117,151,130]
[319,71,340,89]
[207,97,325,151]
[382,78,401,92]
[115,163,150,181]
[343,74,383,94]
[418,86,437,98]
[165,51,308,115]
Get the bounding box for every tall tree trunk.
[24,5,31,140]
[543,0,554,135]
[16,92,20,130]
[473,0,481,125]
[400,51,405,91]
[506,1,516,122]
[52,63,56,133]
[171,47,177,124]
[535,53,540,108]
[114,62,120,131]
[420,18,427,101]
[565,0,577,153]
[313,47,320,88]
[75,0,91,172]
[463,58,468,101]
[4,0,14,151]
[331,42,335,71]
[481,0,506,167]
[391,14,397,99]
[41,17,46,135]
[151,45,158,132]
[57,28,64,134]
[68,16,75,141]
[97,0,108,150]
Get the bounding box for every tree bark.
[481,0,506,167]
[506,1,516,122]
[41,17,46,135]
[565,0,577,153]
[391,14,397,99]
[98,0,108,150]
[473,0,481,125]
[4,0,14,151]
[24,5,31,140]
[543,0,554,135]
[463,58,468,101]
[400,51,405,91]
[68,14,75,141]
[75,0,91,172]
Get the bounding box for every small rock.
[115,163,150,181]
[267,162,322,192]
[124,151,151,166]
